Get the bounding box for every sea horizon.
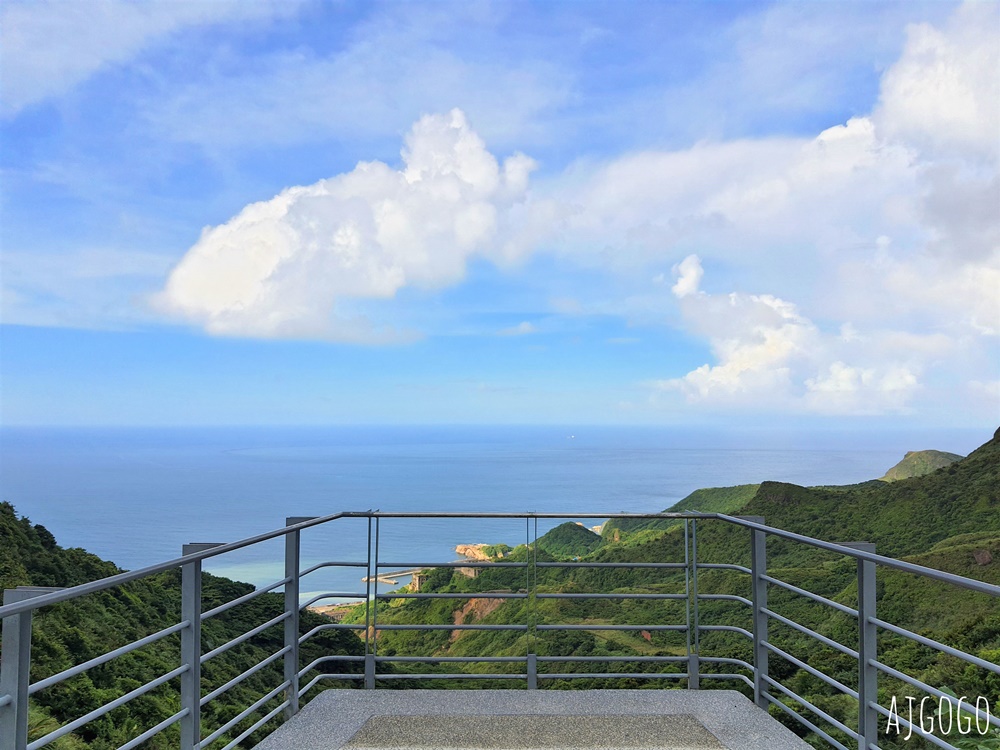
[1,424,991,599]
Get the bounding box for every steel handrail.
[2,509,996,750]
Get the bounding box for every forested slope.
[0,503,365,749]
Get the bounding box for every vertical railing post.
[284,518,311,719]
[854,544,878,750]
[365,517,379,689]
[527,516,537,689]
[688,519,700,689]
[746,517,768,710]
[1,587,60,750]
[179,543,219,750]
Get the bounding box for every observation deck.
[2,511,997,750]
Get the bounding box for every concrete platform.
[255,690,812,749]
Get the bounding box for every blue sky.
[1,0,997,428]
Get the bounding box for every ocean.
[0,425,986,601]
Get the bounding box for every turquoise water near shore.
[0,425,986,600]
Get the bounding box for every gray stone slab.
[254,690,812,750]
[343,714,726,749]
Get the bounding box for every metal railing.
[1,511,997,750]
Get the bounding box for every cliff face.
[455,543,492,561]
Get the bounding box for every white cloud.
[804,362,920,415]
[0,0,298,117]
[654,258,939,415]
[874,2,999,164]
[670,254,703,298]
[155,110,536,341]
[498,321,538,337]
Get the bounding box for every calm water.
[0,425,985,600]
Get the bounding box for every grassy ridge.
[880,450,964,482]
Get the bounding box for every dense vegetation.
[3,429,997,749]
[0,503,365,748]
[535,522,602,558]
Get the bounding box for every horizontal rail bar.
[374,673,527,680]
[299,673,364,696]
[0,694,11,708]
[538,656,686,663]
[0,511,358,618]
[763,641,858,699]
[298,623,365,644]
[698,673,754,688]
[28,664,189,750]
[201,612,290,664]
[872,661,1000,727]
[7,509,997,621]
[299,561,366,577]
[536,562,686,569]
[763,674,860,740]
[199,680,290,748]
[717,514,1000,598]
[762,574,858,616]
[763,607,859,658]
[697,625,753,639]
[299,655,366,678]
[202,577,291,621]
[870,702,960,750]
[200,646,291,706]
[115,708,189,750]
[219,701,288,750]
[537,672,686,680]
[6,509,997,621]
[376,624,528,631]
[872,618,1000,676]
[29,620,190,695]
[370,512,713,519]
[374,656,526,663]
[763,692,851,750]
[376,592,526,599]
[698,563,752,574]
[298,592,367,610]
[700,657,754,670]
[536,593,686,600]
[536,624,687,631]
[377,561,525,568]
[698,594,752,606]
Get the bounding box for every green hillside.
[880,449,965,482]
[603,484,760,538]
[365,428,1000,748]
[536,522,603,558]
[0,502,365,749]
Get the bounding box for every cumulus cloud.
[656,257,932,415]
[0,0,297,117]
[874,2,999,164]
[156,110,536,340]
[548,2,997,415]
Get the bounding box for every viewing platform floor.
[255,689,812,750]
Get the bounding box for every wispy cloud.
[0,0,299,117]
[497,321,538,337]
